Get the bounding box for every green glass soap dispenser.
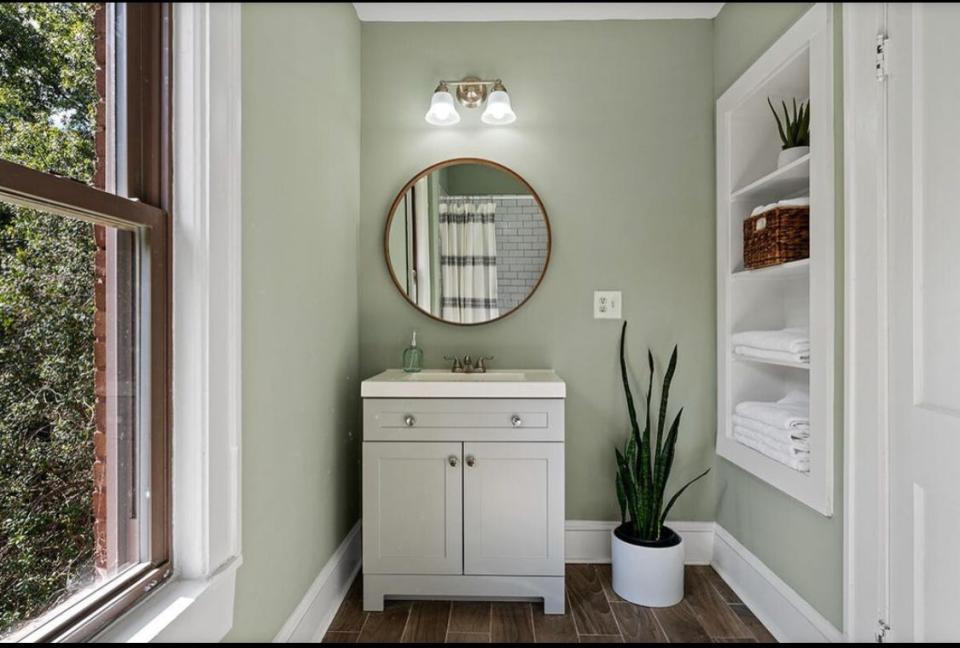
[402,331,423,373]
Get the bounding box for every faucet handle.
[476,356,495,373]
[443,355,464,373]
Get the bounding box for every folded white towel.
[735,398,809,430]
[780,390,809,406]
[733,425,809,455]
[734,346,809,364]
[731,328,809,354]
[750,197,809,216]
[750,203,778,217]
[733,428,810,472]
[733,414,809,443]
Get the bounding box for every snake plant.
[614,322,710,542]
[767,97,810,150]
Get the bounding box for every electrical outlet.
[594,290,622,319]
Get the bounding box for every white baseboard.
[564,520,715,564]
[273,522,361,643]
[276,520,843,644]
[711,525,844,643]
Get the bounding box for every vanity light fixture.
[425,82,461,126]
[481,81,516,125]
[424,77,517,126]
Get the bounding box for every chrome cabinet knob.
[465,455,476,467]
[403,414,416,427]
[448,455,458,467]
[511,415,522,427]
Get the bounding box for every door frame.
[842,3,890,642]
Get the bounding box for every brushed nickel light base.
[455,76,488,108]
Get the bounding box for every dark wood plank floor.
[321,565,776,643]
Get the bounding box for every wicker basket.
[743,205,809,269]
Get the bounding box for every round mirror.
[385,159,551,325]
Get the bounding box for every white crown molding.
[353,3,724,22]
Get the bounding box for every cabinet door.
[362,442,463,575]
[463,442,564,576]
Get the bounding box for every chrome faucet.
[443,355,464,372]
[443,354,494,373]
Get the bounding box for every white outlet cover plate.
[594,290,622,319]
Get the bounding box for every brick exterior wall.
[92,2,108,574]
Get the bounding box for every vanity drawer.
[364,398,564,442]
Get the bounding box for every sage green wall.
[359,20,717,522]
[713,3,815,97]
[230,3,361,641]
[712,3,844,628]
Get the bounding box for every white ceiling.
[352,3,725,22]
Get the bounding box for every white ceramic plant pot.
[777,145,809,168]
[611,526,685,607]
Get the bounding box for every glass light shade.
[481,89,517,125]
[425,90,460,126]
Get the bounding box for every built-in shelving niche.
[715,4,835,515]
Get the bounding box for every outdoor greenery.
[614,322,710,543]
[0,2,99,635]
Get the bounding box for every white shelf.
[731,153,810,204]
[716,4,834,517]
[732,352,810,371]
[731,258,809,281]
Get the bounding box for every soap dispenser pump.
[402,331,424,373]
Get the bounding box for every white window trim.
[96,3,243,642]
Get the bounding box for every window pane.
[0,201,142,638]
[0,2,115,189]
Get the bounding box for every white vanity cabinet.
[360,372,566,614]
[362,441,464,575]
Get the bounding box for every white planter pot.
[611,527,684,607]
[777,145,809,168]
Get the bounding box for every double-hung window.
[0,3,171,641]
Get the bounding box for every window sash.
[0,158,171,643]
[0,3,172,639]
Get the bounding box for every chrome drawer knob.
[511,415,522,427]
[403,414,416,427]
[466,455,476,468]
[448,455,458,467]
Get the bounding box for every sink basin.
[407,371,526,382]
[361,369,565,398]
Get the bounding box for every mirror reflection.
[386,161,550,325]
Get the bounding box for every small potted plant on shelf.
[768,97,810,168]
[612,322,710,607]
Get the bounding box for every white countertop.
[361,369,566,399]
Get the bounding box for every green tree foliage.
[0,2,99,635]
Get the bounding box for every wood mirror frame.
[383,158,552,326]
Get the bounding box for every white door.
[462,442,564,576]
[362,442,463,575]
[886,4,960,641]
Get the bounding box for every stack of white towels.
[733,391,810,472]
[731,327,809,365]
